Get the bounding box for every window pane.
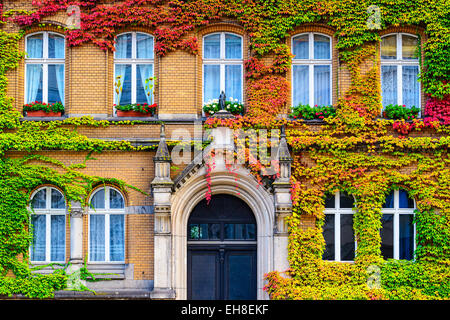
[204,34,220,59]
[115,34,132,59]
[340,192,354,208]
[381,35,397,59]
[208,223,221,240]
[90,189,105,209]
[189,224,200,240]
[31,189,46,209]
[50,215,65,261]
[114,64,132,105]
[314,65,331,106]
[31,215,46,261]
[90,215,105,261]
[322,214,335,260]
[314,35,330,59]
[110,214,124,261]
[225,224,256,240]
[402,66,420,108]
[399,189,415,208]
[203,64,220,103]
[26,64,43,104]
[382,191,394,208]
[225,65,242,102]
[110,188,124,209]
[225,34,242,59]
[381,66,398,107]
[381,214,394,259]
[400,214,414,260]
[48,34,65,59]
[292,65,309,106]
[136,64,154,105]
[292,34,309,59]
[340,214,355,261]
[51,189,65,209]
[48,64,64,104]
[27,34,43,59]
[136,33,153,59]
[324,194,335,208]
[402,35,418,60]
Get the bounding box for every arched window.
[114,32,154,109]
[88,186,125,262]
[202,32,243,105]
[292,33,332,107]
[29,186,66,262]
[322,191,356,261]
[381,189,416,260]
[380,33,420,109]
[25,32,65,105]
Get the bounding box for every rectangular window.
[31,215,46,261]
[314,65,331,106]
[114,64,132,105]
[50,215,65,261]
[90,215,105,261]
[110,214,124,261]
[402,66,420,108]
[204,65,220,103]
[340,214,355,261]
[292,65,309,106]
[381,214,394,259]
[399,214,414,260]
[136,64,154,104]
[26,64,43,104]
[225,65,242,102]
[381,66,398,107]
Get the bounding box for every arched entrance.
[187,194,257,300]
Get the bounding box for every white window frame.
[291,32,333,107]
[381,189,417,260]
[24,32,65,105]
[202,32,244,105]
[380,33,421,111]
[323,191,357,262]
[113,32,154,113]
[29,186,66,264]
[88,186,126,264]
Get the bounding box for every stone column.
[150,124,176,299]
[272,126,293,273]
[66,200,86,290]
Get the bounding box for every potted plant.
[203,98,245,116]
[382,104,420,120]
[115,75,157,117]
[23,101,64,117]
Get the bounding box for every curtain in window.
[90,215,105,261]
[110,215,124,261]
[225,34,242,59]
[381,35,397,59]
[90,189,105,209]
[204,65,220,103]
[110,189,124,209]
[51,189,65,209]
[314,65,331,106]
[381,66,397,106]
[137,64,154,104]
[115,34,131,59]
[225,65,242,102]
[31,215,46,261]
[50,215,65,261]
[399,189,415,208]
[55,65,65,104]
[48,65,64,104]
[136,34,153,59]
[27,35,43,59]
[402,66,420,108]
[31,189,46,209]
[26,64,43,104]
[292,65,309,106]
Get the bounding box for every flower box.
[116,110,151,117]
[26,110,62,117]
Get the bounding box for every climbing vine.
[0,0,449,299]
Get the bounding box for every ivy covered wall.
[0,0,449,299]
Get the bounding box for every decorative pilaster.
[272,125,293,272]
[66,200,86,290]
[150,123,175,299]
